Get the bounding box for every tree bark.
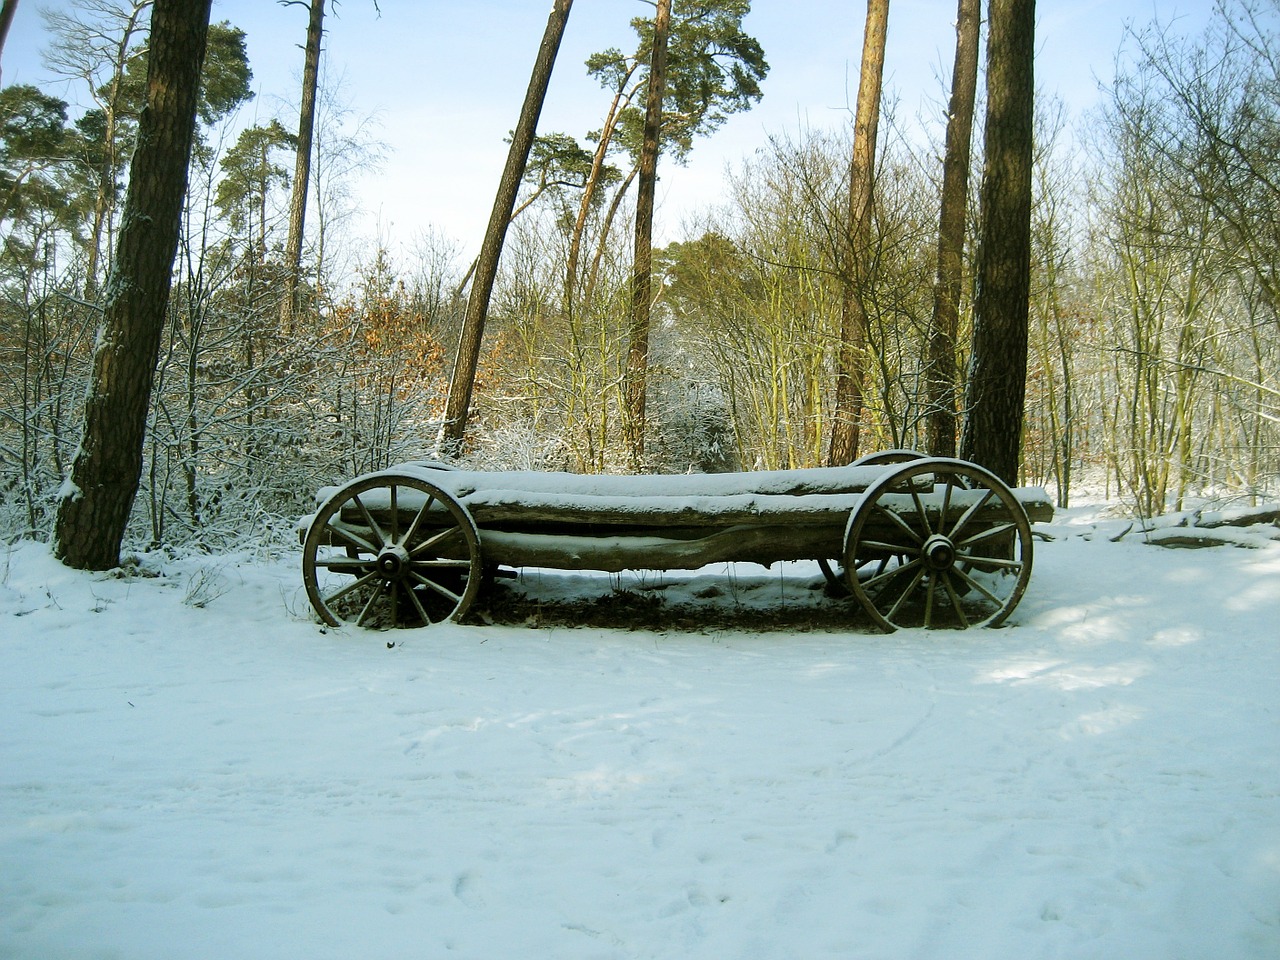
[438,0,573,459]
[53,0,212,570]
[925,0,980,457]
[622,0,671,471]
[280,0,324,335]
[828,0,890,466]
[960,0,1035,485]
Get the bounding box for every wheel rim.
[847,448,927,468]
[843,458,1033,631]
[302,473,482,629]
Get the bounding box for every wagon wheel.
[302,473,482,629]
[843,458,1033,631]
[818,449,929,592]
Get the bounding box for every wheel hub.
[376,545,410,578]
[922,534,956,572]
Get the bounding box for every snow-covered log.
[1143,504,1280,549]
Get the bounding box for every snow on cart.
[299,452,1054,632]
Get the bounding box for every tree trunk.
[0,0,20,81]
[622,0,671,471]
[280,0,324,335]
[438,0,573,459]
[925,0,980,458]
[53,0,212,570]
[828,0,890,466]
[959,0,1035,485]
[565,67,639,312]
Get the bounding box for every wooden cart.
[299,453,1053,633]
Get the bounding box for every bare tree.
[622,0,671,470]
[438,0,573,458]
[828,0,890,466]
[54,0,212,570]
[959,0,1035,484]
[924,0,980,457]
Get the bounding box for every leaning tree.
[54,0,213,570]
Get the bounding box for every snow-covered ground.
[1,506,1278,959]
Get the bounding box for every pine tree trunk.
[828,0,890,466]
[0,0,18,70]
[54,0,212,570]
[280,0,325,335]
[925,0,980,458]
[959,0,1035,485]
[622,0,671,471]
[438,0,573,459]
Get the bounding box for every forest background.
[1,0,1277,554]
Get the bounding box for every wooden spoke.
[884,566,927,622]
[403,582,434,625]
[322,569,382,608]
[410,570,463,604]
[316,556,374,574]
[408,524,466,559]
[909,483,935,539]
[945,488,993,542]
[389,485,399,544]
[816,558,847,593]
[860,538,917,557]
[923,574,939,627]
[871,501,925,546]
[861,555,924,593]
[957,520,1015,547]
[960,553,1024,573]
[401,492,437,548]
[355,583,385,628]
[323,522,380,557]
[941,573,971,629]
[950,564,1007,607]
[350,493,387,550]
[302,472,483,631]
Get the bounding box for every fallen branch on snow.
[1142,504,1280,549]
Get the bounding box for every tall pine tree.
[54,0,213,570]
[960,0,1035,484]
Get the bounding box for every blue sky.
[3,0,1215,255]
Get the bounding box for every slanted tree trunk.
[828,0,890,467]
[54,0,212,570]
[565,63,641,311]
[279,0,324,335]
[622,0,671,471]
[925,0,980,458]
[0,0,20,80]
[438,0,573,459]
[960,0,1036,485]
